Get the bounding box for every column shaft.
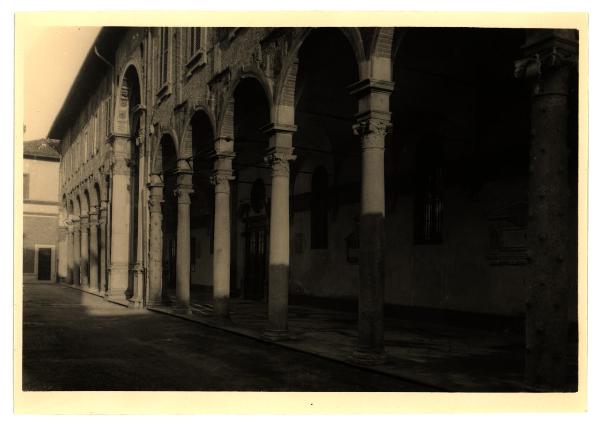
[526,64,572,389]
[57,224,68,282]
[175,172,193,309]
[80,216,90,288]
[99,202,108,294]
[355,118,388,362]
[147,177,164,307]
[211,163,234,317]
[265,148,295,338]
[66,225,73,284]
[108,137,131,298]
[89,209,99,292]
[72,221,81,286]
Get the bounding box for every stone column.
[515,30,578,390]
[147,174,164,307]
[175,167,193,310]
[211,142,235,318]
[130,137,146,309]
[349,79,394,365]
[99,199,109,294]
[88,206,99,292]
[108,135,132,299]
[66,219,73,284]
[57,219,68,282]
[263,124,296,340]
[72,217,81,286]
[80,214,90,288]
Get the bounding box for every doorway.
[35,245,54,282]
[243,216,268,300]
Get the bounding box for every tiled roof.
[23,139,61,159]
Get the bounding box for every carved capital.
[515,30,578,94]
[265,150,296,178]
[149,195,164,213]
[210,170,235,194]
[112,156,131,175]
[353,118,391,150]
[174,186,194,205]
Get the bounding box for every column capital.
[148,177,164,213]
[210,169,235,194]
[112,157,131,175]
[265,148,296,178]
[514,30,578,93]
[147,173,164,189]
[352,116,392,150]
[174,186,194,205]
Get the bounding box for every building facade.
[48,27,579,389]
[23,139,61,283]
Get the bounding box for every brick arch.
[113,61,144,137]
[369,27,395,81]
[94,173,110,203]
[216,67,274,141]
[273,27,367,125]
[67,197,75,215]
[391,28,409,71]
[80,189,90,215]
[87,179,100,208]
[150,126,179,175]
[74,194,82,216]
[179,103,217,161]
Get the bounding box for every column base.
[128,297,144,309]
[348,349,387,366]
[146,298,166,308]
[262,328,290,341]
[212,298,230,318]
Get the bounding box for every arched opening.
[289,28,359,301]
[159,134,178,300]
[73,196,82,286]
[82,189,91,288]
[189,111,215,291]
[388,28,529,311]
[109,64,144,300]
[124,66,142,299]
[232,77,271,301]
[93,183,103,292]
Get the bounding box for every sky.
[23,26,100,141]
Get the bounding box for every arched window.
[414,137,443,244]
[311,166,328,249]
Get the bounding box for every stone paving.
[151,287,531,391]
[50,282,578,391]
[23,282,432,391]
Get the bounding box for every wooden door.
[244,217,268,300]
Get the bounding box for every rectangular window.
[188,28,203,59]
[186,28,208,76]
[23,174,29,200]
[84,126,89,161]
[93,112,98,154]
[105,97,111,137]
[159,27,170,88]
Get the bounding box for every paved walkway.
[152,286,529,391]
[48,282,578,391]
[22,282,432,391]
